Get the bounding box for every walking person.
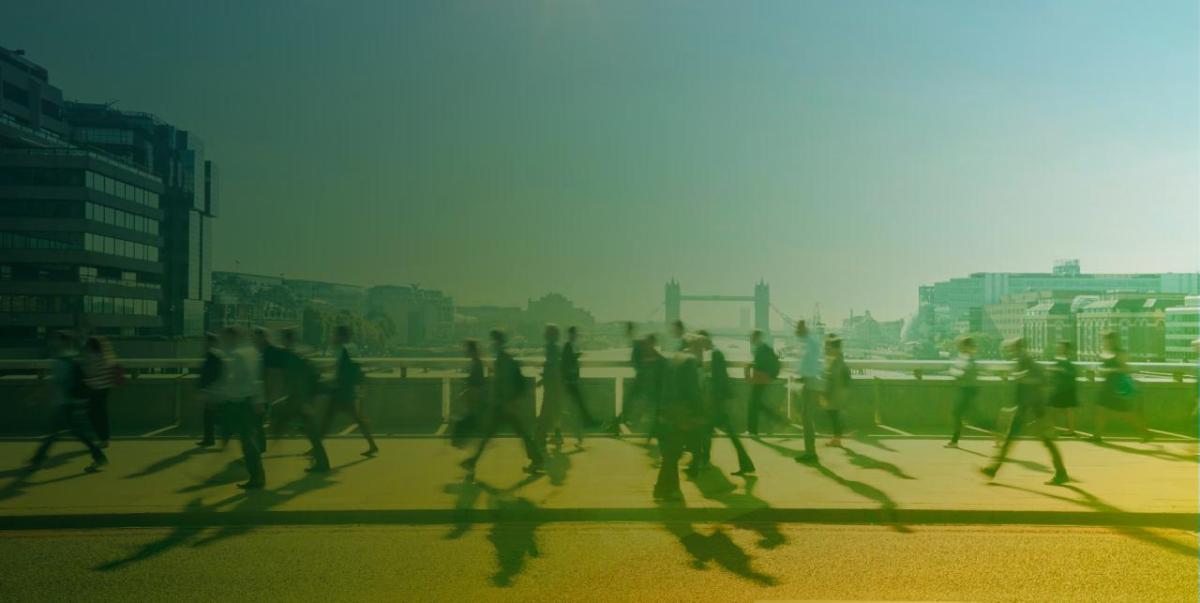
[28,331,107,472]
[81,336,120,448]
[562,326,599,434]
[946,336,989,448]
[1048,341,1080,437]
[654,335,705,501]
[1090,331,1149,442]
[322,325,379,457]
[745,330,781,436]
[463,329,545,475]
[196,332,226,447]
[217,327,266,490]
[982,337,1069,485]
[697,331,755,476]
[279,329,329,472]
[821,336,851,448]
[251,327,287,451]
[536,324,567,450]
[792,320,823,463]
[607,322,643,436]
[450,339,487,448]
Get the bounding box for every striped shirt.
[83,353,117,391]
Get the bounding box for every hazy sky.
[5,1,1198,326]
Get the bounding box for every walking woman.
[822,336,851,448]
[82,336,120,447]
[1047,341,1079,437]
[1091,331,1149,442]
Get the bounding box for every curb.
[0,508,1195,531]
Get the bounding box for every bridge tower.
[664,278,681,326]
[754,279,770,334]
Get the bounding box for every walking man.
[793,320,823,464]
[463,329,545,475]
[982,337,1069,485]
[218,327,266,490]
[322,325,379,457]
[28,331,107,473]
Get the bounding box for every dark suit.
[700,349,754,473]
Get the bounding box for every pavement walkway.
[0,435,1195,529]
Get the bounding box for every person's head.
[625,321,636,339]
[204,332,219,351]
[794,320,808,337]
[280,328,298,349]
[670,319,685,339]
[750,329,763,346]
[696,329,713,351]
[220,326,242,350]
[825,336,844,356]
[644,333,658,350]
[543,323,560,344]
[1055,340,1073,359]
[683,333,705,355]
[251,327,271,351]
[567,326,578,341]
[1002,337,1025,359]
[1101,331,1121,354]
[333,325,352,346]
[84,335,112,356]
[464,338,480,359]
[49,330,76,355]
[957,336,977,355]
[489,328,507,352]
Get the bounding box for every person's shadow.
[657,499,777,586]
[124,447,208,480]
[1088,439,1199,464]
[689,469,786,549]
[753,437,910,533]
[990,482,1198,559]
[469,475,546,587]
[951,445,1052,474]
[545,447,582,487]
[839,445,916,480]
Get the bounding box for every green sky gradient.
[4,1,1197,325]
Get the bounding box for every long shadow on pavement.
[1088,439,1198,464]
[452,474,546,587]
[951,445,1052,474]
[124,446,211,480]
[688,469,786,550]
[753,438,911,533]
[657,499,777,586]
[991,482,1199,559]
[839,445,915,480]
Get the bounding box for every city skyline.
[2,1,1196,326]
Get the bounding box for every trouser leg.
[509,410,544,465]
[31,406,67,463]
[747,385,764,435]
[1043,436,1067,477]
[201,404,217,443]
[352,402,377,449]
[800,386,818,455]
[990,406,1026,471]
[655,428,683,498]
[828,409,842,438]
[67,406,105,462]
[716,407,754,472]
[304,403,330,469]
[88,390,110,442]
[950,392,967,443]
[234,403,265,484]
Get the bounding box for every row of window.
[83,296,158,316]
[74,127,134,146]
[85,171,158,208]
[0,166,84,187]
[0,294,72,314]
[79,265,160,290]
[0,230,76,250]
[85,202,159,235]
[0,199,78,219]
[84,232,159,262]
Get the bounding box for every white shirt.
[219,344,261,402]
[795,332,824,379]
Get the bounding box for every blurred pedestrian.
[28,331,107,473]
[196,332,226,448]
[1047,340,1079,437]
[463,329,544,475]
[792,320,823,464]
[322,325,379,457]
[983,337,1069,485]
[218,327,266,490]
[81,335,121,448]
[945,336,990,448]
[821,336,851,448]
[696,331,755,476]
[1091,331,1149,442]
[745,329,781,435]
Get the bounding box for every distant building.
[1075,293,1185,362]
[1023,300,1075,359]
[208,271,366,331]
[840,310,903,350]
[0,47,167,347]
[918,261,1200,342]
[1164,296,1200,362]
[457,293,596,344]
[366,285,454,346]
[983,290,1086,342]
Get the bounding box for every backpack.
[760,346,781,379]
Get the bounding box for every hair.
[84,335,114,360]
[567,325,578,337]
[489,328,507,346]
[826,336,843,351]
[957,336,976,350]
[464,338,480,356]
[751,329,763,340]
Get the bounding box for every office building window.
[83,232,159,262]
[85,171,158,208]
[82,295,157,316]
[0,231,80,250]
[84,202,159,235]
[0,166,85,186]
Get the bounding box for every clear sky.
[5,1,1197,326]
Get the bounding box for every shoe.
[523,461,544,474]
[653,490,683,502]
[362,446,379,457]
[237,481,265,490]
[305,465,331,473]
[1045,473,1070,486]
[1088,434,1102,443]
[196,440,215,448]
[85,457,108,473]
[944,441,959,449]
[731,468,756,477]
[825,438,842,448]
[552,429,565,447]
[794,453,819,464]
[302,448,315,457]
[980,465,998,480]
